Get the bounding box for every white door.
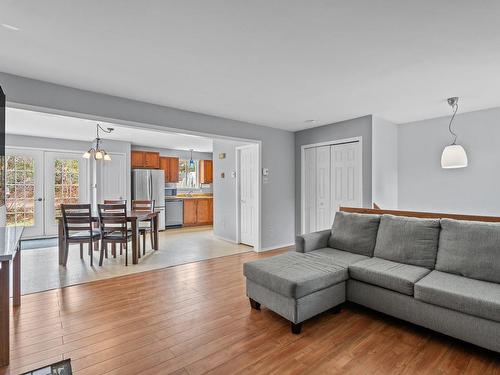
[5,149,44,238]
[239,145,258,246]
[315,146,331,231]
[304,147,316,233]
[44,152,89,236]
[99,153,127,203]
[330,142,362,213]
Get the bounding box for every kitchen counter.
[166,196,213,200]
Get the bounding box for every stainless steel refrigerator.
[132,169,165,230]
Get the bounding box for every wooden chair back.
[132,200,155,212]
[97,204,128,238]
[104,199,127,205]
[61,204,93,239]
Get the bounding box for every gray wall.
[0,72,296,250]
[398,106,500,216]
[372,116,398,209]
[294,115,373,234]
[212,139,250,242]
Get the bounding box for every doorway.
[6,148,89,238]
[301,138,363,234]
[236,144,260,249]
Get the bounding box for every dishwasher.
[165,199,183,227]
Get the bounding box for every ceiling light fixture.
[441,97,468,169]
[83,124,114,161]
[1,24,20,31]
[189,149,195,168]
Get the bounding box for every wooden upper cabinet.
[168,157,179,182]
[144,152,160,169]
[199,160,213,184]
[131,151,145,168]
[159,157,169,182]
[131,150,160,169]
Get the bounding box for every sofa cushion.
[349,257,431,295]
[374,215,440,269]
[436,219,500,284]
[328,212,380,257]
[243,252,348,299]
[311,248,369,268]
[415,270,500,323]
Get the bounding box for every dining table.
[57,210,160,265]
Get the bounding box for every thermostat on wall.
[262,168,269,176]
[219,153,226,159]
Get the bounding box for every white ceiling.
[5,108,214,152]
[1,1,500,131]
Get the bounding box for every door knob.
[37,198,43,202]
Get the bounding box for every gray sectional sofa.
[243,211,500,352]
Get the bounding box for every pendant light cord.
[448,101,459,144]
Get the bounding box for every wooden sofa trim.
[340,207,500,223]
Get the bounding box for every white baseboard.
[258,242,295,253]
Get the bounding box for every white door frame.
[235,143,262,252]
[300,136,363,234]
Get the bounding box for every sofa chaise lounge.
[243,211,500,353]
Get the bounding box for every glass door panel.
[44,152,88,236]
[5,149,44,237]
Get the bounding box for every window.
[178,159,199,189]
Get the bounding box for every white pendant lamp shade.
[441,144,468,169]
[441,97,468,169]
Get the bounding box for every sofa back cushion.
[328,211,380,257]
[436,218,500,283]
[374,215,440,269]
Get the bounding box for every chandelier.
[83,124,114,161]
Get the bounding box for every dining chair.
[103,199,127,255]
[97,203,132,266]
[61,204,100,266]
[132,200,155,256]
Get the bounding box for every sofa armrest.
[295,230,331,253]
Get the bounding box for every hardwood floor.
[3,250,500,374]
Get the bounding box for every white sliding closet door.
[302,140,362,234]
[304,147,316,233]
[315,146,331,231]
[330,142,362,213]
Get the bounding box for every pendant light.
[441,97,468,169]
[189,149,195,168]
[83,124,114,161]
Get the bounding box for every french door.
[5,148,88,238]
[44,152,89,236]
[5,149,44,237]
[302,140,362,233]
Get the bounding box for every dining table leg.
[13,246,21,307]
[153,214,159,251]
[131,218,139,264]
[58,218,65,265]
[0,260,10,367]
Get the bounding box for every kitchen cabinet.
[160,157,169,182]
[183,198,213,226]
[183,199,198,225]
[131,150,160,169]
[160,156,180,182]
[131,151,145,168]
[144,152,160,169]
[168,157,180,182]
[199,160,213,184]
